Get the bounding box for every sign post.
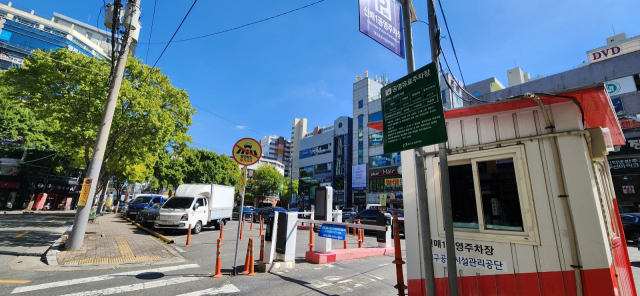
[231,138,261,275]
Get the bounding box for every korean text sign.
[318,223,347,241]
[358,0,404,58]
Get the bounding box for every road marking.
[13,231,29,238]
[64,276,204,296]
[49,219,57,222]
[0,280,31,284]
[35,224,47,228]
[11,263,200,294]
[173,246,186,253]
[176,283,240,296]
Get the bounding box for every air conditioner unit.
[586,127,615,161]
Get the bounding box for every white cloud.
[236,125,247,130]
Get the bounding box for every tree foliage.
[252,165,284,198]
[153,147,240,192]
[0,82,50,147]
[1,49,195,196]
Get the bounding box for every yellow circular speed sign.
[232,138,262,166]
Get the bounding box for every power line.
[191,103,266,137]
[149,0,198,69]
[436,0,466,87]
[145,0,157,62]
[138,0,325,45]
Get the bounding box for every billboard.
[352,164,367,190]
[358,0,404,58]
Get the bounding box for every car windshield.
[149,204,162,210]
[131,196,153,204]
[162,197,193,209]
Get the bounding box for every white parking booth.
[401,87,636,296]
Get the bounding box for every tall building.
[259,135,292,177]
[465,32,640,212]
[294,117,352,208]
[290,118,308,180]
[0,2,112,69]
[351,70,464,210]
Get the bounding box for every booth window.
[434,146,537,243]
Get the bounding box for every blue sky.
[15,0,640,155]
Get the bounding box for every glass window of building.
[369,132,383,146]
[299,166,314,178]
[369,153,401,168]
[358,100,363,109]
[358,115,364,165]
[314,163,332,174]
[369,111,383,123]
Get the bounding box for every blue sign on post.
[318,223,347,241]
[358,0,404,58]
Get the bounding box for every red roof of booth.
[444,86,624,145]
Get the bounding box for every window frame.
[432,145,540,245]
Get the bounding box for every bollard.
[392,211,407,295]
[259,218,263,237]
[240,219,244,241]
[219,223,224,245]
[241,239,251,274]
[213,238,223,278]
[358,229,363,248]
[250,215,253,231]
[260,235,265,262]
[344,239,347,249]
[185,223,192,247]
[248,238,255,276]
[309,223,314,252]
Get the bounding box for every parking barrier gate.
[309,223,314,252]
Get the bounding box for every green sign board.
[381,62,447,153]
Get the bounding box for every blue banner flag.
[358,0,404,58]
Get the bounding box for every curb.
[124,217,175,244]
[45,225,73,266]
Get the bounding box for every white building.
[259,135,292,178]
[290,118,308,180]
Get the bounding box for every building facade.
[466,32,640,212]
[259,135,292,178]
[295,116,352,208]
[0,2,111,70]
[290,118,308,180]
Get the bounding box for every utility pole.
[67,0,142,250]
[426,0,459,293]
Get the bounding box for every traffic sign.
[77,178,92,207]
[232,138,261,166]
[381,62,447,153]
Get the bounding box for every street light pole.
[67,0,142,250]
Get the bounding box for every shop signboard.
[381,62,447,153]
[622,185,635,194]
[370,166,400,178]
[358,0,404,58]
[605,76,637,96]
[619,115,640,130]
[611,97,625,115]
[352,164,367,190]
[379,193,387,205]
[609,137,640,156]
[608,158,640,175]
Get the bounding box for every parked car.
[254,207,288,223]
[135,204,163,227]
[125,195,167,220]
[241,206,254,221]
[620,213,640,243]
[350,208,405,236]
[155,184,234,234]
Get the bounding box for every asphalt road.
[1,216,406,296]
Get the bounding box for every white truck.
[154,184,234,234]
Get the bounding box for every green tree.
[153,147,240,192]
[2,49,195,197]
[252,165,284,205]
[282,178,299,206]
[0,83,50,147]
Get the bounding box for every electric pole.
[67,0,142,250]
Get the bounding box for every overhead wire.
[148,0,198,69]
[139,0,325,45]
[144,0,157,62]
[191,103,266,137]
[436,0,466,87]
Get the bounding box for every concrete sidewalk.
[55,213,181,266]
